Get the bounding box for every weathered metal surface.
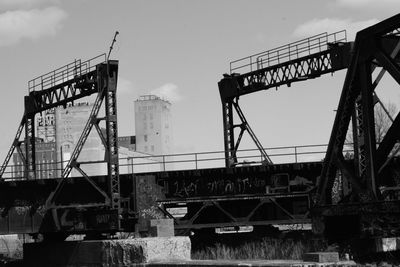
[319,13,400,205]
[0,162,322,235]
[312,13,400,243]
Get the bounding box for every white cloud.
[293,18,379,41]
[0,6,67,46]
[150,83,182,102]
[335,0,400,9]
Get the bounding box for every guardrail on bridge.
[1,143,354,180]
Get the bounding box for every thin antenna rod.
[107,31,119,61]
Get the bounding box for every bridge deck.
[0,161,323,235]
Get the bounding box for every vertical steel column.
[104,61,120,214]
[222,100,235,167]
[351,107,360,178]
[24,114,36,180]
[353,94,364,179]
[359,62,377,197]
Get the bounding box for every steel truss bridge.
[0,14,399,242]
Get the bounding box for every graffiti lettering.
[169,176,269,198]
[173,180,198,198]
[96,214,110,224]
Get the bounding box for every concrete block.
[0,235,23,259]
[377,237,400,252]
[303,252,339,263]
[24,236,190,266]
[149,219,174,237]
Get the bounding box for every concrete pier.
[303,252,339,263]
[23,236,191,266]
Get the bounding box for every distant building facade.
[134,95,173,156]
[9,107,59,179]
[118,136,136,151]
[55,102,105,177]
[12,140,58,179]
[36,108,56,143]
[11,95,173,178]
[12,103,105,178]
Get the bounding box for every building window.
[144,135,147,142]
[149,113,153,120]
[150,122,153,129]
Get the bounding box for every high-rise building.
[134,95,173,156]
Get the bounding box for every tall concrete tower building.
[134,95,173,156]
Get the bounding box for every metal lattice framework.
[218,31,351,167]
[46,61,120,221]
[159,193,311,234]
[317,13,400,205]
[0,55,121,230]
[0,55,105,179]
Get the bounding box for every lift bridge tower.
[218,30,351,167]
[218,13,400,247]
[0,54,128,239]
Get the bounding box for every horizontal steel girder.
[219,43,352,101]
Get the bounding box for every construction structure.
[314,14,400,242]
[0,13,398,255]
[0,55,125,238]
[219,30,350,167]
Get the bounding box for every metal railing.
[28,54,106,92]
[0,143,355,180]
[229,30,347,74]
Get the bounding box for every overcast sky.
[0,0,399,161]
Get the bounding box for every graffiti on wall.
[165,173,314,198]
[136,175,165,231]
